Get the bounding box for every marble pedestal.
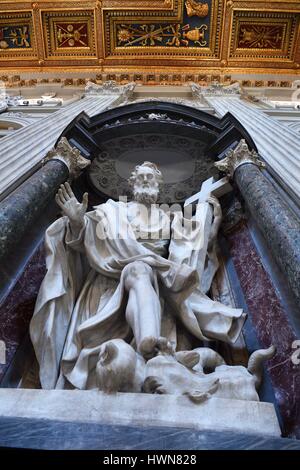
[0,389,281,437]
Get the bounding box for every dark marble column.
[0,137,91,265]
[234,163,300,306]
[216,139,300,307]
[0,159,68,264]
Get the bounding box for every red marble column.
[0,245,45,383]
[226,222,300,438]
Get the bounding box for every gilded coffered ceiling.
[0,0,299,84]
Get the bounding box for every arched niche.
[59,101,256,204]
[1,100,295,439]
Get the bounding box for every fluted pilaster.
[0,95,117,200]
[206,96,300,198]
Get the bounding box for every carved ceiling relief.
[185,0,209,18]
[0,71,297,89]
[56,22,89,48]
[43,11,96,58]
[0,1,299,74]
[237,24,285,50]
[107,0,220,56]
[230,11,299,60]
[0,24,31,49]
[114,1,210,49]
[0,12,35,58]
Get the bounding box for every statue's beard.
[133,187,159,204]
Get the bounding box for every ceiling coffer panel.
[0,11,37,59]
[42,10,97,59]
[229,10,299,61]
[0,1,299,75]
[104,0,222,58]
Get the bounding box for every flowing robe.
[30,199,246,389]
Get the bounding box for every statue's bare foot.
[156,337,174,356]
[139,336,174,360]
[139,336,158,359]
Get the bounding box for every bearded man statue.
[30,161,246,390]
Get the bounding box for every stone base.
[0,389,281,437]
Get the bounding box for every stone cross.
[184,176,232,208]
[184,176,232,275]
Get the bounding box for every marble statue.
[95,338,275,403]
[30,161,248,390]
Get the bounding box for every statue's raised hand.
[55,182,88,227]
[206,195,222,218]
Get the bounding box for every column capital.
[85,80,135,99]
[215,139,266,178]
[43,137,90,179]
[0,100,7,113]
[190,82,241,99]
[85,80,136,108]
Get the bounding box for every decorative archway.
[59,101,256,203]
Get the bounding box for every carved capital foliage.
[215,139,266,179]
[0,100,8,113]
[85,80,136,102]
[43,137,90,179]
[190,81,241,98]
